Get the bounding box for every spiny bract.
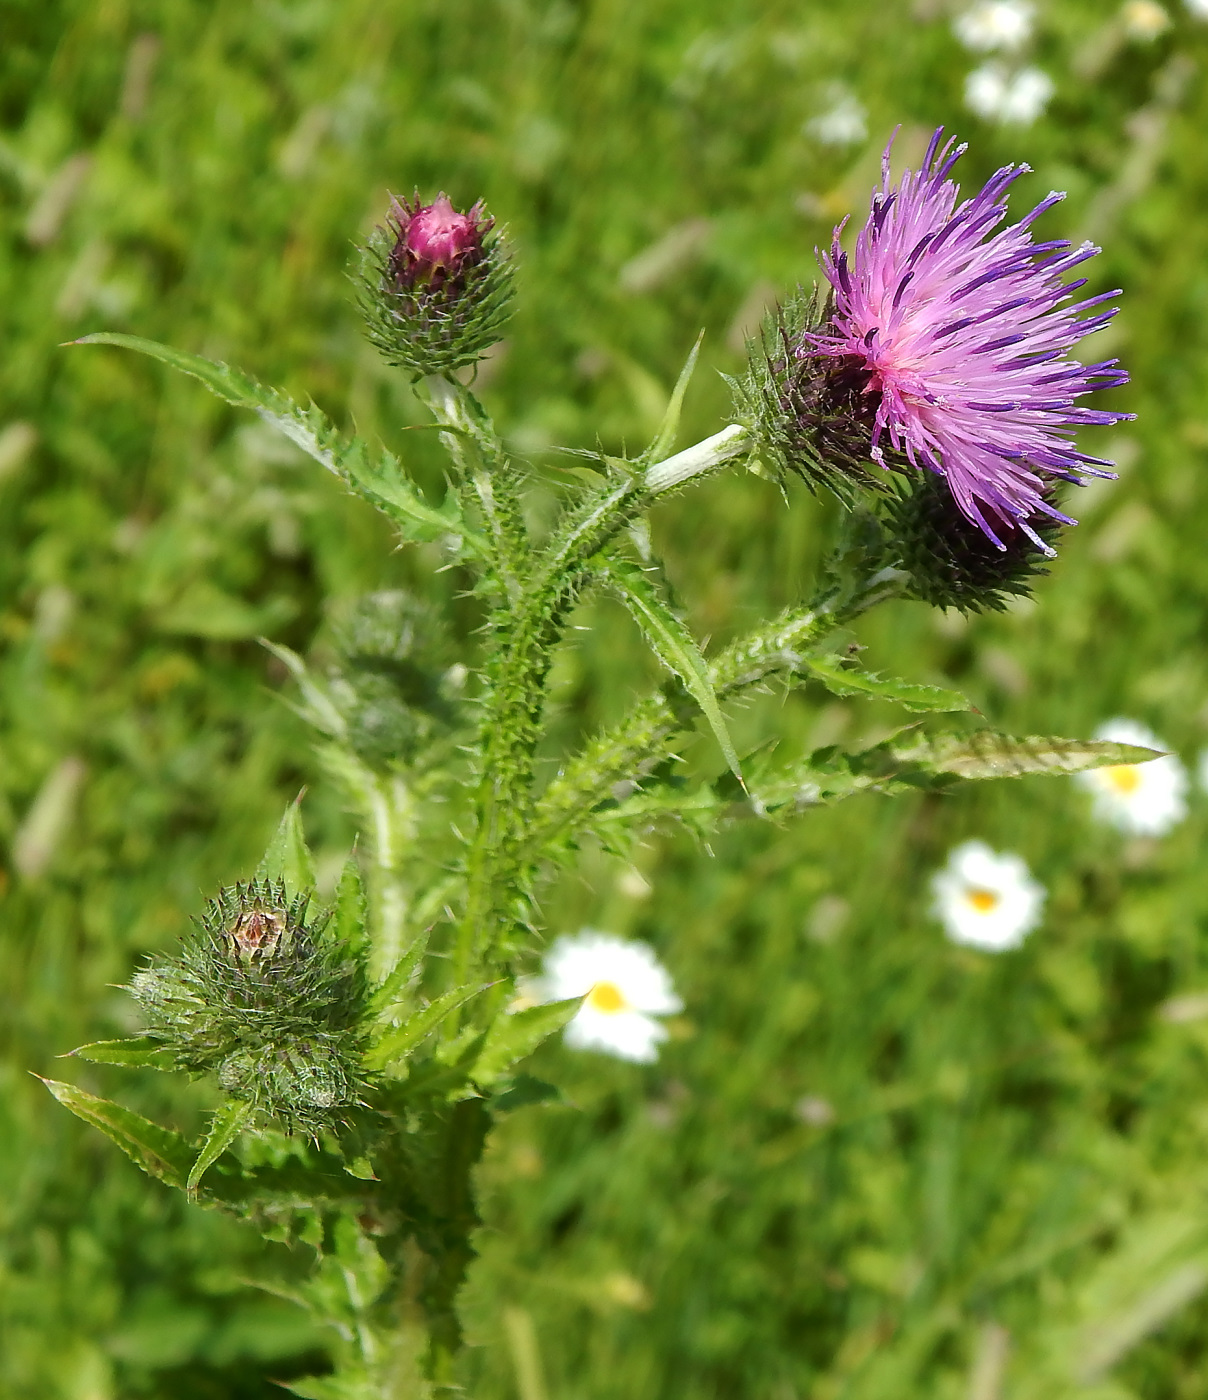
[129,879,372,1134]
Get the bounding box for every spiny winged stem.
[421,376,530,606]
[527,562,907,857]
[451,421,754,988]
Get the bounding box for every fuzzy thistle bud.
[329,590,458,768]
[357,191,513,378]
[729,287,890,505]
[884,473,1058,614]
[130,880,371,1133]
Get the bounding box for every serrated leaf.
[473,997,583,1086]
[892,732,1162,781]
[39,1077,193,1188]
[70,1037,178,1070]
[332,858,368,956]
[255,799,315,895]
[188,1099,254,1195]
[280,1373,378,1400]
[201,1157,370,1211]
[364,983,489,1072]
[494,1073,563,1112]
[642,330,704,466]
[74,334,483,554]
[801,654,972,714]
[603,557,743,783]
[369,930,432,1017]
[260,640,348,739]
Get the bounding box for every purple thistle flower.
[807,128,1132,553]
[387,192,492,292]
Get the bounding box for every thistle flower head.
[130,879,372,1133]
[357,190,513,378]
[808,128,1132,554]
[387,192,491,290]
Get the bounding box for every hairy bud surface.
[885,472,1057,613]
[357,191,513,378]
[130,880,371,1133]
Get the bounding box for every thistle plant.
[45,144,1155,1397]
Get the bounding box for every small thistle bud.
[356,190,514,378]
[729,287,890,505]
[329,591,458,768]
[884,472,1058,614]
[130,879,371,1134]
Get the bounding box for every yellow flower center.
[587,980,628,1014]
[966,887,1000,914]
[1103,764,1142,795]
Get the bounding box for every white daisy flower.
[931,841,1045,951]
[965,63,1055,125]
[533,931,683,1063]
[954,1,1035,52]
[805,92,868,147]
[1076,719,1187,836]
[1122,0,1172,38]
[1187,0,1208,18]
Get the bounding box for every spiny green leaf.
[74,334,482,553]
[332,858,368,956]
[260,640,349,739]
[891,732,1162,781]
[603,556,743,783]
[255,799,316,896]
[69,1037,179,1071]
[365,984,490,1072]
[39,1077,193,1188]
[642,330,704,466]
[187,1099,254,1195]
[800,654,972,714]
[280,1372,379,1400]
[369,929,433,1017]
[494,1073,563,1112]
[473,997,583,1086]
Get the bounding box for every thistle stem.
[644,422,748,495]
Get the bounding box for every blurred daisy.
[534,931,682,1063]
[1077,719,1187,835]
[954,1,1035,52]
[932,841,1044,951]
[1122,1,1172,37]
[1186,0,1208,18]
[805,91,868,147]
[965,63,1055,125]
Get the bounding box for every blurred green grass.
[4,0,1208,1396]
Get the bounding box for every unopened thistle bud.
[884,472,1058,614]
[356,191,514,378]
[329,590,458,768]
[129,880,371,1134]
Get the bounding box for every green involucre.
[130,879,372,1134]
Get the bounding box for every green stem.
[451,425,755,986]
[527,565,906,857]
[422,375,530,605]
[644,422,749,494]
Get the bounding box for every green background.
[4,0,1208,1395]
